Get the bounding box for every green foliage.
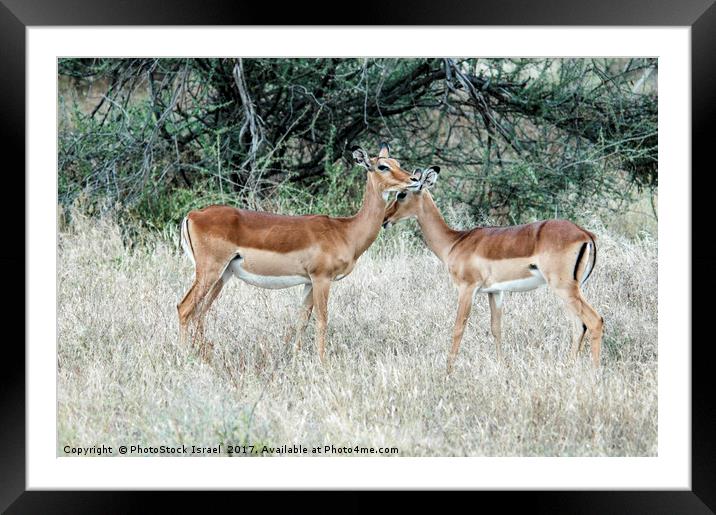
[58,57,658,230]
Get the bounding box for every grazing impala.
[383,167,603,372]
[178,143,421,362]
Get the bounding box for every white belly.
[229,259,309,289]
[481,270,547,293]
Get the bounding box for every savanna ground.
[57,204,657,457]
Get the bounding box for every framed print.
[3,0,713,512]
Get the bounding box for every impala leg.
[488,291,504,362]
[553,284,604,368]
[193,274,228,362]
[177,259,227,362]
[178,279,201,346]
[311,277,331,363]
[447,283,477,374]
[568,317,588,361]
[178,278,213,348]
[284,283,314,351]
[585,303,604,368]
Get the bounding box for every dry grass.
[58,212,657,457]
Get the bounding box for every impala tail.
[180,216,196,268]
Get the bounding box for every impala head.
[351,143,421,196]
[382,166,440,229]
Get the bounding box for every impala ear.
[351,146,371,170]
[422,166,440,189]
[378,142,390,158]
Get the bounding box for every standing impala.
[178,143,421,362]
[383,167,603,372]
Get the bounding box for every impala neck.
[416,193,462,262]
[348,175,388,257]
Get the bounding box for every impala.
[383,167,604,372]
[178,143,421,362]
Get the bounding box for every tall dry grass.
[58,211,657,456]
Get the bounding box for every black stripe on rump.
[185,218,195,258]
[573,242,588,281]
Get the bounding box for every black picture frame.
[3,1,712,512]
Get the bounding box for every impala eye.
[396,192,408,201]
[377,165,390,172]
